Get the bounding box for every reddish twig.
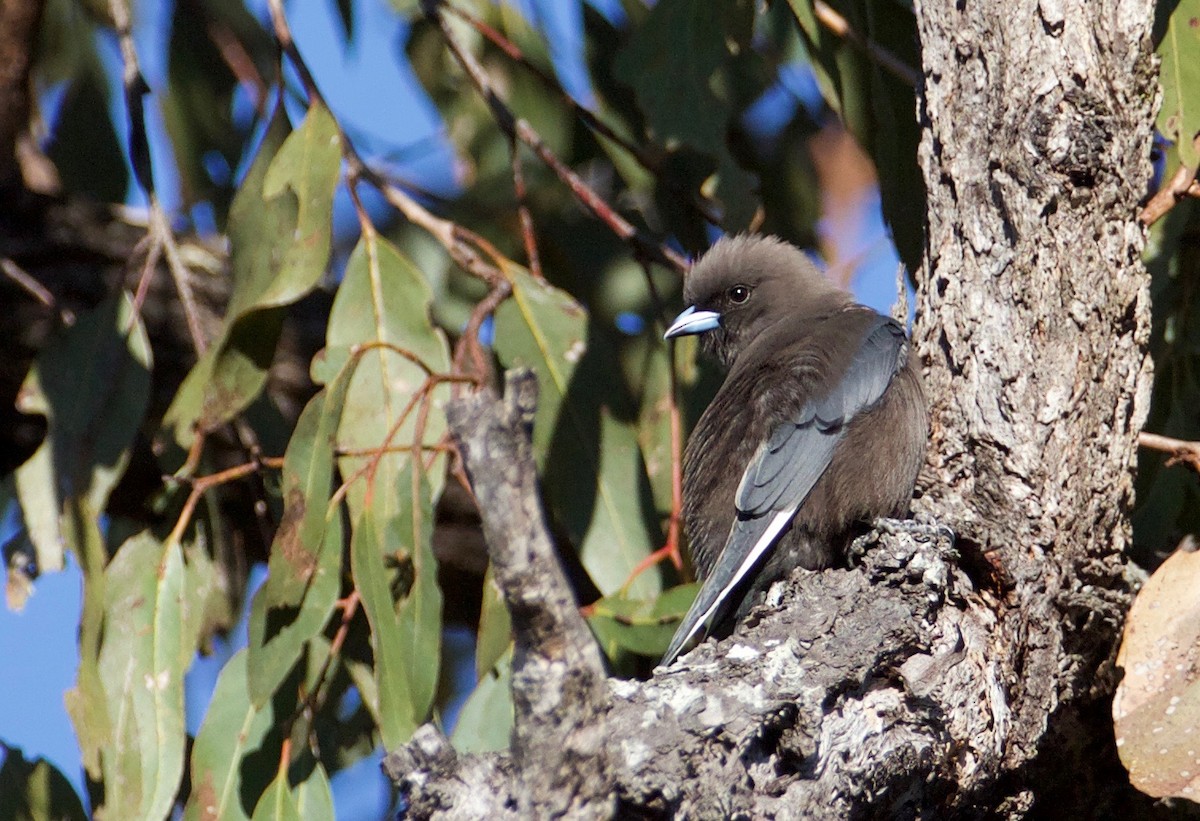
[442,2,725,229]
[166,456,284,546]
[1139,431,1200,475]
[428,1,688,275]
[810,1,919,88]
[510,139,543,280]
[1140,135,1200,226]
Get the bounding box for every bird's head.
[664,234,849,367]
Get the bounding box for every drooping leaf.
[587,583,700,658]
[784,0,925,272]
[613,0,759,229]
[14,294,151,574]
[474,563,512,680]
[450,649,514,754]
[45,68,128,203]
[163,102,340,448]
[1156,0,1200,170]
[184,650,276,821]
[312,230,452,524]
[161,0,271,219]
[350,466,441,750]
[93,533,208,821]
[246,367,352,708]
[493,265,662,599]
[0,746,88,821]
[293,760,334,819]
[248,769,301,821]
[1114,544,1200,800]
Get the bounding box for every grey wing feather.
[738,316,906,516]
[661,317,908,666]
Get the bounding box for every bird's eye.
[728,285,751,304]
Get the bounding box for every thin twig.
[428,1,688,274]
[1140,135,1200,226]
[1,257,67,321]
[108,0,208,355]
[810,1,919,88]
[166,457,284,546]
[442,2,722,228]
[510,139,543,280]
[1139,431,1200,474]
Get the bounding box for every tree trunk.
[384,0,1161,816]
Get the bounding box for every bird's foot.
[872,515,957,546]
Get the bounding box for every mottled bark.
[910,0,1157,796]
[385,0,1162,816]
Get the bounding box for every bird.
[659,234,928,666]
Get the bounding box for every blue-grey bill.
[664,306,721,339]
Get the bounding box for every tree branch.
[389,370,615,817]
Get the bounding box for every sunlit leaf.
[588,583,700,657]
[14,294,151,574]
[1157,0,1200,170]
[349,467,443,750]
[293,760,334,819]
[93,533,207,821]
[450,649,514,754]
[184,650,275,821]
[249,769,301,821]
[246,367,352,707]
[163,102,340,448]
[494,266,662,599]
[312,231,452,524]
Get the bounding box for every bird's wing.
[661,316,908,666]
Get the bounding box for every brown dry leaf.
[1114,542,1200,801]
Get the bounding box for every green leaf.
[613,0,758,228]
[161,0,272,219]
[163,102,340,447]
[184,650,275,821]
[249,770,301,821]
[587,583,700,657]
[784,0,925,271]
[474,563,512,680]
[494,266,662,599]
[451,649,514,754]
[614,0,731,154]
[350,468,441,750]
[0,746,88,821]
[246,367,352,707]
[93,533,205,821]
[293,761,334,819]
[494,268,667,595]
[312,231,452,523]
[46,68,128,203]
[1157,0,1200,169]
[14,294,151,573]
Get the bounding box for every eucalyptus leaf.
[14,295,151,574]
[184,650,275,821]
[1156,0,1200,170]
[494,265,663,599]
[163,102,340,448]
[246,365,352,708]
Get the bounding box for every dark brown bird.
[660,234,927,665]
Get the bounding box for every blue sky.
[0,0,903,817]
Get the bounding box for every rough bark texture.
[384,0,1162,816]
[911,0,1157,801]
